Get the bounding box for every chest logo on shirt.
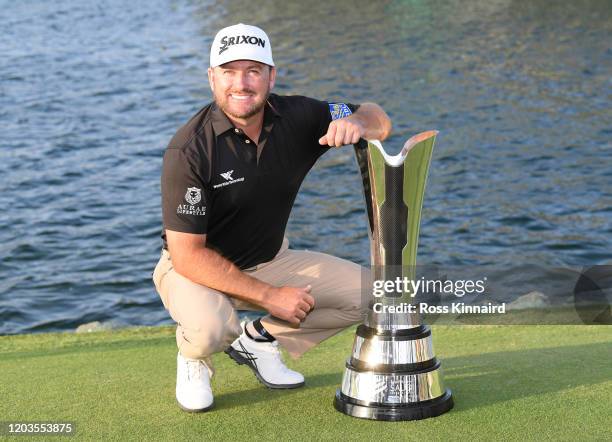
[220,170,234,180]
[214,170,245,189]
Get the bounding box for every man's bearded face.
[208,60,275,120]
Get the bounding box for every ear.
[207,67,215,92]
[268,67,276,90]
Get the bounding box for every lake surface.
[1,0,610,334]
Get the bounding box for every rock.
[75,321,118,333]
[507,291,549,310]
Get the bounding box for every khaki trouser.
[152,238,366,366]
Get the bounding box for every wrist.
[347,114,366,138]
[260,284,278,309]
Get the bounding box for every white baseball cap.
[210,23,274,68]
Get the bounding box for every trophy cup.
[334,131,454,421]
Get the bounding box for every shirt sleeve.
[161,147,210,234]
[304,97,360,141]
[298,97,360,162]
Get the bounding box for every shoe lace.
[186,359,207,381]
[268,341,293,374]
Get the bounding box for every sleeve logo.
[184,187,201,205]
[329,103,352,121]
[177,186,206,216]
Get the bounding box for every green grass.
[1,325,611,441]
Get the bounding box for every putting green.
[1,325,610,441]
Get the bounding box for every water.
[1,0,610,334]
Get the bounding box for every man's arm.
[319,102,392,147]
[165,230,314,325]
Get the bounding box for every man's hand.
[318,115,365,147]
[263,285,315,325]
[318,103,392,147]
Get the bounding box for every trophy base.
[334,389,453,421]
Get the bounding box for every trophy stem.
[334,133,453,421]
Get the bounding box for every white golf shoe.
[225,326,304,389]
[175,352,214,412]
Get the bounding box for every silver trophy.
[334,131,454,420]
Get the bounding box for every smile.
[229,94,252,100]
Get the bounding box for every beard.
[215,87,270,120]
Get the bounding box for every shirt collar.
[211,96,281,137]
